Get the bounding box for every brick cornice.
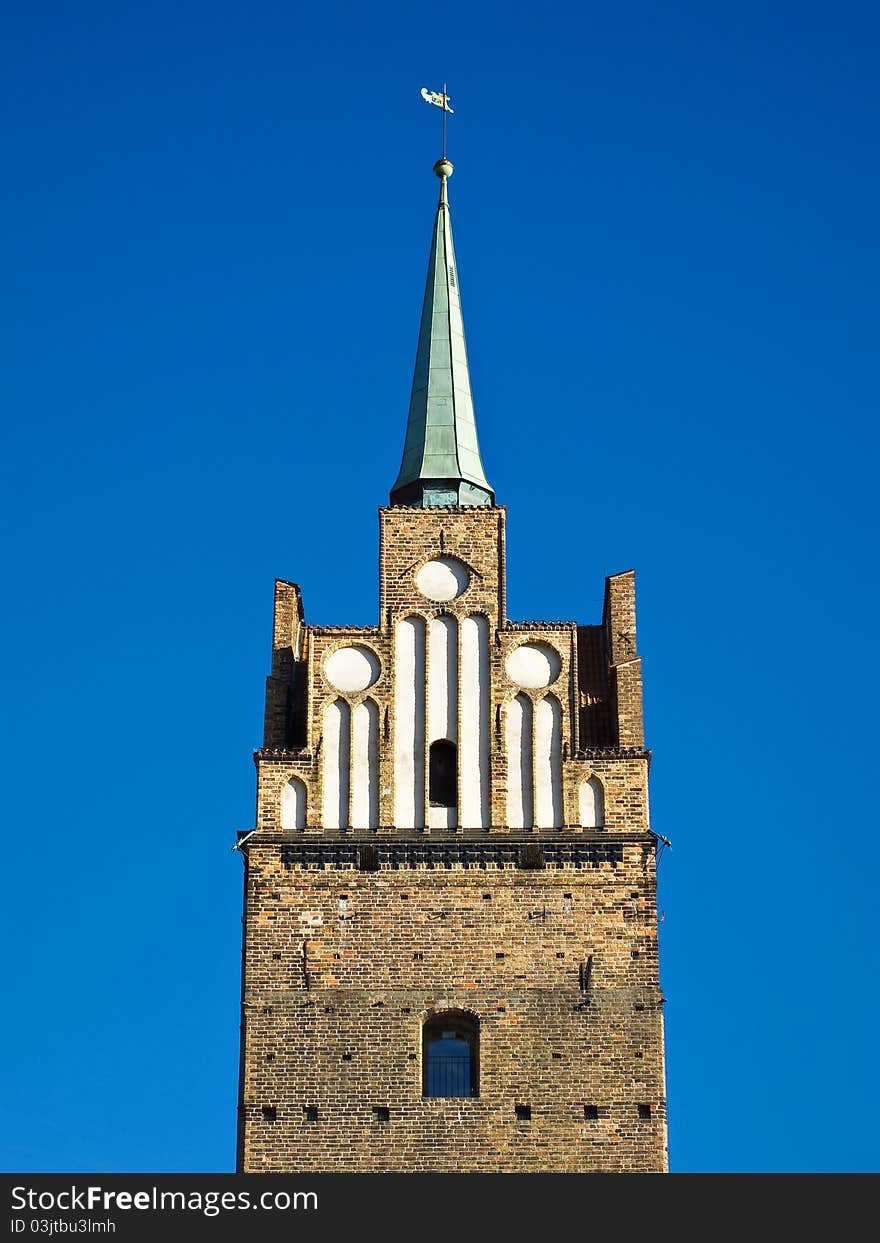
[237,828,656,846]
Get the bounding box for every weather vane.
[420,84,454,160]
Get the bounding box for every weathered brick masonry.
[237,506,668,1172]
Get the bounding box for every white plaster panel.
[428,615,458,826]
[579,776,605,828]
[321,698,350,829]
[534,695,563,828]
[281,777,306,830]
[351,700,379,829]
[416,557,470,602]
[505,693,533,829]
[428,803,457,828]
[505,642,562,689]
[460,615,490,828]
[324,645,380,694]
[393,617,425,829]
[428,615,458,743]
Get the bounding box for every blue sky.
[2,0,878,1173]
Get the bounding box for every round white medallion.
[324,645,380,693]
[415,556,469,602]
[505,642,561,689]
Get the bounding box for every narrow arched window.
[428,739,457,808]
[423,1011,479,1098]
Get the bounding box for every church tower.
[236,156,668,1173]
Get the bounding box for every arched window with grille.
[422,1011,479,1098]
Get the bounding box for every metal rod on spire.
[420,85,454,161]
[442,81,447,159]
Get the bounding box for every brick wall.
[238,850,666,1172]
[238,505,668,1172]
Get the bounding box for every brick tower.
[236,156,668,1173]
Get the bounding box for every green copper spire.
[390,159,495,507]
